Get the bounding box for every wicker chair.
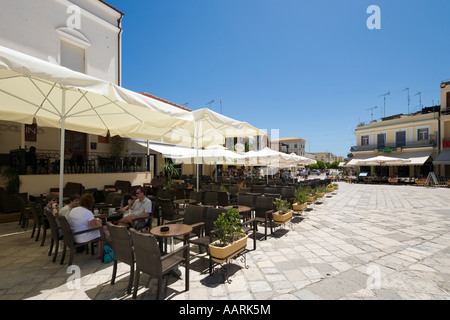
[158,198,183,224]
[254,196,275,240]
[44,210,62,262]
[106,222,135,294]
[189,206,226,273]
[29,202,48,245]
[56,215,103,266]
[166,205,207,242]
[129,228,190,300]
[203,191,218,206]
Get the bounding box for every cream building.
[271,137,306,156]
[434,80,450,176]
[348,108,440,178]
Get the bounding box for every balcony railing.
[351,139,437,152]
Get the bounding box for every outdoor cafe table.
[150,224,193,253]
[224,205,252,220]
[173,198,196,209]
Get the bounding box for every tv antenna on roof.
[415,91,422,110]
[378,92,390,117]
[366,106,378,121]
[205,100,215,109]
[402,88,410,114]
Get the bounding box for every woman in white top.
[68,193,103,256]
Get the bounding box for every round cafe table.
[173,198,196,209]
[150,224,193,253]
[224,205,252,220]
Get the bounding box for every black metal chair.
[129,228,190,300]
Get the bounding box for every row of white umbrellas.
[0,45,313,199]
[0,45,265,201]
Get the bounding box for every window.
[396,131,406,147]
[417,128,429,141]
[377,133,386,149]
[61,40,85,73]
[361,135,369,146]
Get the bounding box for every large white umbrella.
[157,108,267,190]
[357,155,411,176]
[0,45,191,204]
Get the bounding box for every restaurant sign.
[377,147,401,154]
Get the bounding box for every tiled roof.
[138,92,192,112]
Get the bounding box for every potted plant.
[333,183,338,190]
[1,167,21,193]
[326,184,335,193]
[305,186,316,204]
[162,159,180,188]
[415,178,426,185]
[388,177,398,183]
[209,208,248,264]
[272,198,293,225]
[292,187,307,212]
[315,185,326,198]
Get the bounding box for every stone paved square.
[0,182,449,300]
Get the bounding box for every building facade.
[271,137,306,156]
[0,0,124,160]
[348,108,440,177]
[434,80,450,176]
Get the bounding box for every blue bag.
[103,245,114,263]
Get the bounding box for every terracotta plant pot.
[326,187,334,193]
[306,196,315,203]
[333,185,338,190]
[292,202,307,212]
[316,192,325,198]
[273,210,293,225]
[209,234,248,264]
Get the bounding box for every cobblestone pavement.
[0,182,449,300]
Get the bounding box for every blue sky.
[107,0,450,157]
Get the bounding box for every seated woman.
[67,193,106,257]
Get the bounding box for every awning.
[135,141,193,158]
[346,152,432,166]
[433,150,450,165]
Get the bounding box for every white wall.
[0,0,122,84]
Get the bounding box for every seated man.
[116,187,152,228]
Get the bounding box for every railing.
[351,139,437,152]
[9,148,152,175]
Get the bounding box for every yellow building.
[348,109,440,178]
[434,80,450,176]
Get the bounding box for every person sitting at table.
[58,193,80,218]
[67,193,107,257]
[44,194,59,217]
[116,187,152,228]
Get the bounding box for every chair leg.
[60,245,66,265]
[111,260,118,285]
[52,240,59,263]
[133,270,140,299]
[48,239,54,256]
[41,228,47,246]
[127,266,134,295]
[68,247,74,266]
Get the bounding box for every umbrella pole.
[58,89,66,207]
